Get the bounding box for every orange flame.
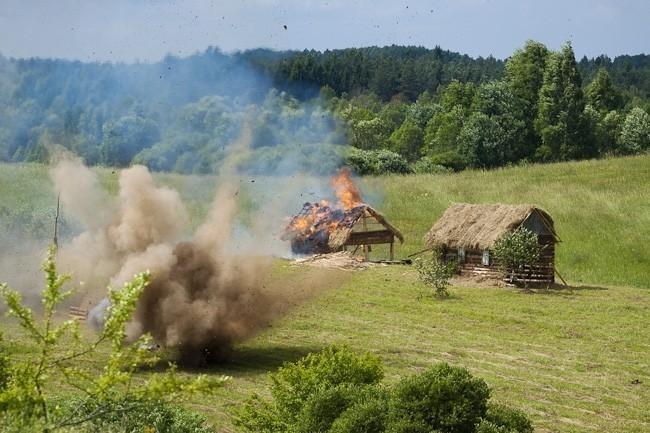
[282,169,366,247]
[331,168,363,210]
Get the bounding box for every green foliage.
[410,157,453,174]
[427,150,468,171]
[535,43,594,161]
[480,403,533,433]
[0,333,9,393]
[389,363,490,433]
[413,255,457,298]
[389,119,424,162]
[586,68,623,113]
[585,106,623,154]
[57,396,215,433]
[238,347,531,433]
[618,107,650,154]
[328,390,389,433]
[235,346,383,433]
[424,105,467,155]
[346,148,412,175]
[0,247,225,432]
[492,227,542,286]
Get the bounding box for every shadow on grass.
[216,344,323,375]
[521,284,609,296]
[138,344,323,375]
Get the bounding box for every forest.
[1,41,649,175]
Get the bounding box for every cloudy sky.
[0,0,647,62]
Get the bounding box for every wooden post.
[362,215,368,260]
[53,193,60,249]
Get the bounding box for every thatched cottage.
[283,202,404,259]
[424,203,559,284]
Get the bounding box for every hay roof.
[423,203,557,251]
[328,205,404,249]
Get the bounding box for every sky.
[0,0,648,62]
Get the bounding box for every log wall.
[446,237,555,285]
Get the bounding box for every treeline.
[0,49,344,174]
[0,42,649,174]
[242,45,504,100]
[324,41,650,173]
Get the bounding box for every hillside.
[373,154,650,288]
[3,154,648,288]
[1,155,649,433]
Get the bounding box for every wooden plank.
[346,230,395,246]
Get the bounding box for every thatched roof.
[328,205,404,249]
[423,203,557,251]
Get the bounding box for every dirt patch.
[290,251,377,271]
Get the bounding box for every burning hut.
[423,203,559,284]
[283,202,404,259]
[282,168,404,260]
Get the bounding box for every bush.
[238,347,533,433]
[235,346,383,433]
[480,403,533,433]
[329,389,390,433]
[428,150,468,171]
[298,385,387,433]
[411,157,453,174]
[58,396,216,433]
[492,227,542,287]
[346,148,412,175]
[414,255,457,298]
[389,363,490,433]
[374,149,412,174]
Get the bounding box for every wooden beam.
[346,230,395,245]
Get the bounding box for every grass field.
[1,155,649,432]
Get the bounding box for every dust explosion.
[52,157,280,364]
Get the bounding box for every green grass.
[2,154,649,287]
[368,155,650,289]
[3,265,649,433]
[1,155,650,432]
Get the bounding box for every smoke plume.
[51,146,286,364]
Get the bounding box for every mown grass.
[3,264,648,433]
[1,155,649,432]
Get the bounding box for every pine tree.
[504,40,549,158]
[586,68,623,113]
[535,43,594,161]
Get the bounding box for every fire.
[282,169,367,255]
[331,168,363,210]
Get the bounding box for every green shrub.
[374,149,412,174]
[481,403,533,433]
[411,157,453,174]
[235,346,383,433]
[57,396,216,433]
[346,148,412,175]
[428,150,468,171]
[329,389,390,433]
[347,147,379,175]
[237,347,533,433]
[298,384,385,433]
[0,247,224,432]
[389,363,490,433]
[414,256,457,298]
[492,227,542,287]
